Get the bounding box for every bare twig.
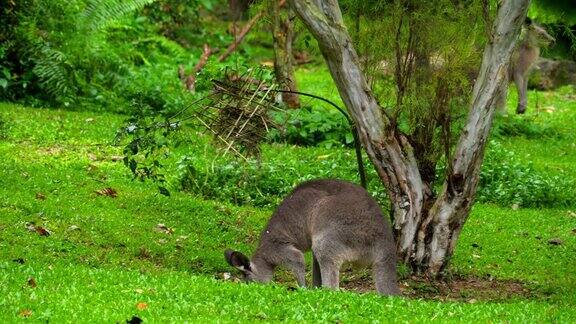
[180,44,213,91]
[218,12,264,62]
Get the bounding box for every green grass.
[494,86,576,179]
[1,83,575,322]
[1,262,574,322]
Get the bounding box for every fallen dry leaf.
[25,222,52,236]
[95,187,117,198]
[35,192,46,200]
[27,277,37,288]
[19,309,32,317]
[25,222,36,232]
[68,225,80,231]
[110,155,124,162]
[35,226,51,236]
[155,223,174,235]
[136,302,148,310]
[134,288,144,294]
[543,106,556,113]
[88,153,98,161]
[548,238,563,245]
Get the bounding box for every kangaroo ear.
[224,249,251,271]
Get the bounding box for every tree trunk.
[416,2,530,275]
[271,2,300,108]
[229,0,252,21]
[289,0,529,276]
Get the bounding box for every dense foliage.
[268,106,354,148]
[0,0,225,111]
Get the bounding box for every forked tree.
[288,0,530,276]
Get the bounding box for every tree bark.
[289,0,529,276]
[229,0,252,21]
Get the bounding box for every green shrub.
[492,115,560,139]
[0,0,203,111]
[178,157,297,207]
[267,106,354,148]
[176,146,386,208]
[477,141,575,207]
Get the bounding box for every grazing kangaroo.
[224,179,400,296]
[496,18,555,114]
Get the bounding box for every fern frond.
[32,45,76,102]
[136,36,189,59]
[84,0,158,31]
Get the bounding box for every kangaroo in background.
[496,18,555,114]
[224,179,400,296]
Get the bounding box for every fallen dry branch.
[179,43,212,91]
[218,11,264,62]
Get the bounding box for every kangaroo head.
[525,18,555,46]
[224,249,273,283]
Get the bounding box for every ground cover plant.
[1,81,575,321]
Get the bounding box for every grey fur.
[496,19,555,114]
[224,179,400,296]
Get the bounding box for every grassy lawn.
[0,82,575,322]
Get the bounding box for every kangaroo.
[496,18,555,114]
[224,179,400,296]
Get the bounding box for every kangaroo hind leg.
[373,257,401,296]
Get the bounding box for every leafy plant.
[175,144,386,208]
[0,0,201,110]
[84,0,159,31]
[115,97,182,195]
[491,115,561,139]
[267,106,354,148]
[142,0,202,46]
[477,141,575,207]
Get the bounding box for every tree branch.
[179,43,213,92]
